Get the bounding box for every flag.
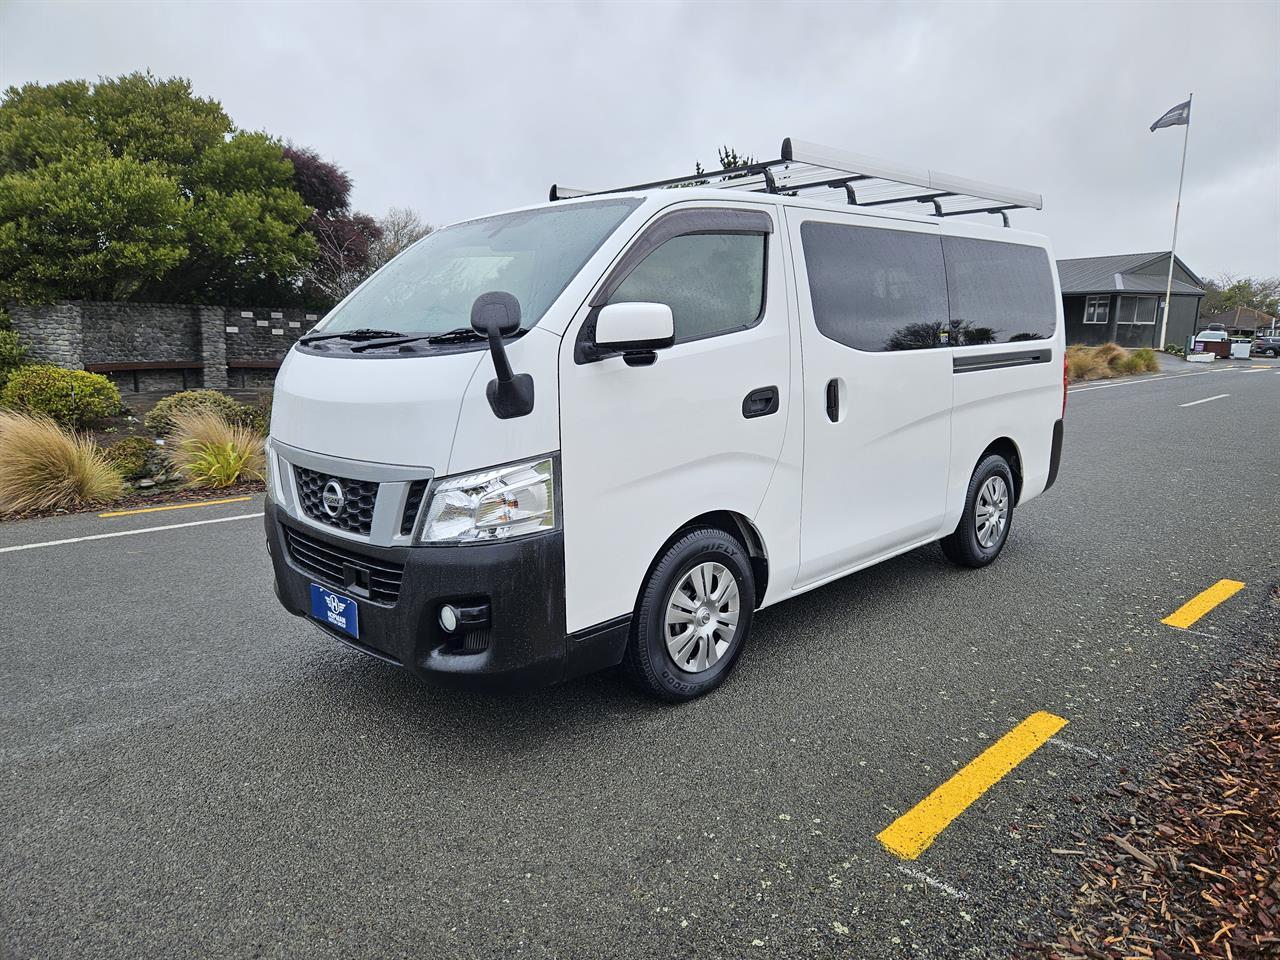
[1150,99,1191,132]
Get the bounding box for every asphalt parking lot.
[2,357,1277,960]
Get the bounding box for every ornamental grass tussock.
[1065,343,1161,383]
[0,409,125,514]
[166,409,265,489]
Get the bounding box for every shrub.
[144,389,249,435]
[1116,354,1145,375]
[104,435,157,480]
[0,329,25,392]
[1066,344,1112,382]
[167,410,265,488]
[235,391,272,436]
[0,410,125,514]
[1130,347,1160,373]
[1091,341,1128,372]
[0,364,121,427]
[1165,343,1187,358]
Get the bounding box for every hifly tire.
[940,454,1015,569]
[625,527,755,702]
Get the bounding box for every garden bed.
[1,375,270,520]
[1022,607,1280,959]
[2,478,265,522]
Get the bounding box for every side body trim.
[952,348,1052,374]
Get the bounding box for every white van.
[265,140,1066,701]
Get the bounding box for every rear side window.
[800,221,949,352]
[942,237,1057,344]
[609,233,766,342]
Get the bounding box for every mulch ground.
[1,480,265,523]
[1022,606,1280,959]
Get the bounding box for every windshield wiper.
[299,328,406,345]
[348,328,489,352]
[424,328,486,343]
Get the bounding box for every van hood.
[270,348,486,469]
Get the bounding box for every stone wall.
[6,301,322,392]
[9,303,83,368]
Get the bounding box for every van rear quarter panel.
[943,225,1064,527]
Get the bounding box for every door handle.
[825,379,839,422]
[742,385,779,419]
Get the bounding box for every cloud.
[2,0,1277,276]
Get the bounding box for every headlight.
[418,456,556,543]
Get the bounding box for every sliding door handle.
[742,385,779,419]
[825,379,839,422]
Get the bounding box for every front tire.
[625,528,755,702]
[940,454,1015,568]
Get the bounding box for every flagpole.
[1158,92,1192,349]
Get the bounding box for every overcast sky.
[2,0,1277,277]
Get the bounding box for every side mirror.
[470,291,533,419]
[470,291,522,336]
[595,302,675,365]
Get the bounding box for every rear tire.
[625,527,755,702]
[940,454,1015,568]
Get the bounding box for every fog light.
[439,604,460,633]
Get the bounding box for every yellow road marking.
[877,711,1067,861]
[1161,579,1246,629]
[99,496,253,518]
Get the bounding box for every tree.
[0,72,315,304]
[367,207,433,272]
[302,205,433,304]
[282,144,384,306]
[1199,274,1280,319]
[301,212,383,304]
[677,146,755,187]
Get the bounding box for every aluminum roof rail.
[549,137,1042,225]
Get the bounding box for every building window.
[1083,295,1110,324]
[1117,295,1157,325]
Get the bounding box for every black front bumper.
[266,503,619,689]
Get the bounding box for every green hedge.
[0,330,24,392]
[144,389,250,435]
[104,435,157,479]
[1,364,121,428]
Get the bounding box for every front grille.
[283,524,405,604]
[401,479,430,536]
[295,467,378,535]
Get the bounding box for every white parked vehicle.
[265,139,1067,701]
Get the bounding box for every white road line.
[0,512,264,554]
[1179,393,1230,408]
[1068,369,1227,394]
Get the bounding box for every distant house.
[1199,305,1277,338]
[1057,252,1204,349]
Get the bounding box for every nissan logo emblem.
[321,479,346,518]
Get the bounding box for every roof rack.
[549,137,1042,226]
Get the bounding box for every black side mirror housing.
[470,291,534,420]
[470,291,523,337]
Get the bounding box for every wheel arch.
[978,437,1024,504]
[647,510,770,609]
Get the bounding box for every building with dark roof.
[1057,252,1204,349]
[1200,305,1277,338]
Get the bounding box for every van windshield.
[316,198,640,336]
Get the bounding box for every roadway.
[2,357,1277,959]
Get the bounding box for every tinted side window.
[609,233,765,342]
[942,237,1057,344]
[800,221,948,352]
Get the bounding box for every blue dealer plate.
[309,583,359,640]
